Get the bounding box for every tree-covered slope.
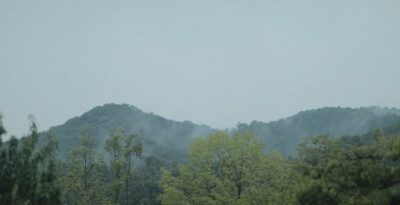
[38,103,216,161]
[39,105,400,160]
[237,107,400,156]
[341,122,400,147]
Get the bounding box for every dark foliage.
[0,117,61,205]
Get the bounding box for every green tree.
[130,156,165,205]
[105,129,142,205]
[159,132,292,205]
[296,132,400,205]
[62,129,111,205]
[123,132,143,205]
[0,115,61,205]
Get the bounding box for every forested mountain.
[38,103,216,162]
[237,107,400,156]
[38,105,400,161]
[5,105,400,204]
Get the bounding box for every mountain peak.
[42,103,216,161]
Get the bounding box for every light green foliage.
[123,132,143,205]
[297,134,342,168]
[0,116,61,205]
[62,130,111,205]
[159,132,292,205]
[105,130,125,205]
[105,129,143,205]
[245,151,299,204]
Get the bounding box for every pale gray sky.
[1,0,400,138]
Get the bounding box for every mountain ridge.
[38,103,400,159]
[237,106,400,156]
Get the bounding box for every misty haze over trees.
[2,104,400,204]
[1,1,400,204]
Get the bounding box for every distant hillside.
[341,122,400,147]
[38,105,400,160]
[38,104,216,162]
[237,107,400,156]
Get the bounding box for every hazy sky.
[1,0,400,138]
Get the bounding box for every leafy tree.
[159,132,291,205]
[375,129,400,203]
[296,132,400,204]
[123,132,143,205]
[62,129,111,205]
[0,115,61,204]
[105,129,142,205]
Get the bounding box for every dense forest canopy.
[2,104,400,204]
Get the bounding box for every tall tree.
[123,133,143,205]
[62,129,111,205]
[0,116,61,205]
[105,129,142,205]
